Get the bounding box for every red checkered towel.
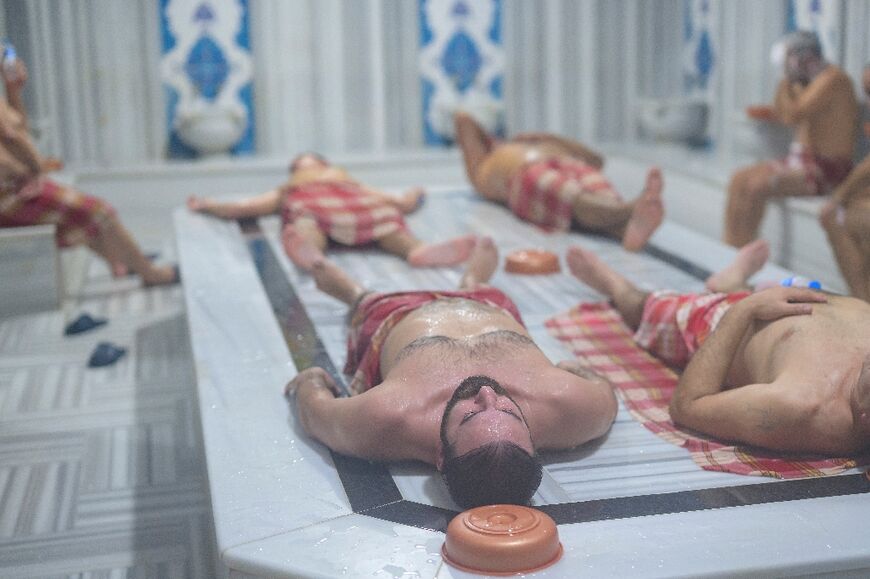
[282,180,408,246]
[345,288,524,395]
[507,157,622,231]
[545,301,865,478]
[0,177,116,248]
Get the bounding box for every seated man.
[188,153,476,271]
[453,111,664,251]
[820,64,870,301]
[0,59,177,285]
[566,244,870,455]
[284,238,617,508]
[724,30,858,248]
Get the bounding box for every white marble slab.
[174,209,350,557]
[439,493,870,578]
[0,225,61,318]
[178,179,868,578]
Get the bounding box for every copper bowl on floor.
[442,505,563,576]
[505,249,561,275]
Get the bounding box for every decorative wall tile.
[160,0,255,158]
[787,0,842,62]
[682,0,717,97]
[419,0,504,146]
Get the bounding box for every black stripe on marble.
[644,242,713,281]
[361,501,456,533]
[242,223,401,513]
[537,474,870,525]
[243,219,870,533]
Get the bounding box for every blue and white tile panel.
[787,0,843,63]
[419,0,504,146]
[160,0,255,158]
[682,0,717,97]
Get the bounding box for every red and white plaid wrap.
[282,180,407,246]
[633,290,750,368]
[0,177,116,248]
[344,288,524,395]
[545,301,867,478]
[507,157,622,231]
[769,142,853,195]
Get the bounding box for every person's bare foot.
[622,167,664,252]
[111,262,129,278]
[407,234,477,267]
[310,258,365,305]
[397,187,426,214]
[187,195,211,213]
[142,264,180,287]
[566,245,631,298]
[460,236,498,288]
[282,224,325,271]
[705,239,770,292]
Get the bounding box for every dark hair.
[289,152,328,173]
[441,441,543,509]
[784,30,822,59]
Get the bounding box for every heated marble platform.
[176,182,870,578]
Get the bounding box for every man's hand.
[284,367,342,399]
[736,286,827,322]
[1,59,27,92]
[819,198,845,228]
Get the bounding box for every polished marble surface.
[174,211,351,554]
[178,178,868,578]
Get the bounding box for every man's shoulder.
[818,66,855,90]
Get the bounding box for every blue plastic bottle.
[780,276,822,290]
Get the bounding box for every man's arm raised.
[285,367,416,462]
[670,287,828,451]
[777,68,851,124]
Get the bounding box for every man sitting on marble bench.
[187,153,477,271]
[284,237,618,508]
[0,59,178,286]
[565,244,870,456]
[819,64,870,302]
[453,111,664,251]
[724,30,858,248]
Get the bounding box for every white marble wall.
[3,0,870,166]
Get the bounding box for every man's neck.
[806,60,829,82]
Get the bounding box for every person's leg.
[95,216,178,286]
[566,245,649,329]
[723,163,814,247]
[570,167,664,251]
[704,239,770,293]
[310,258,367,305]
[459,236,498,289]
[187,188,282,219]
[841,198,870,300]
[378,229,477,267]
[621,168,665,251]
[281,217,327,271]
[453,111,494,190]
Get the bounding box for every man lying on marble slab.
[565,244,870,456]
[725,30,858,248]
[820,64,870,302]
[188,152,477,271]
[284,237,617,508]
[453,111,664,251]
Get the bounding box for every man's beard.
[438,375,526,454]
